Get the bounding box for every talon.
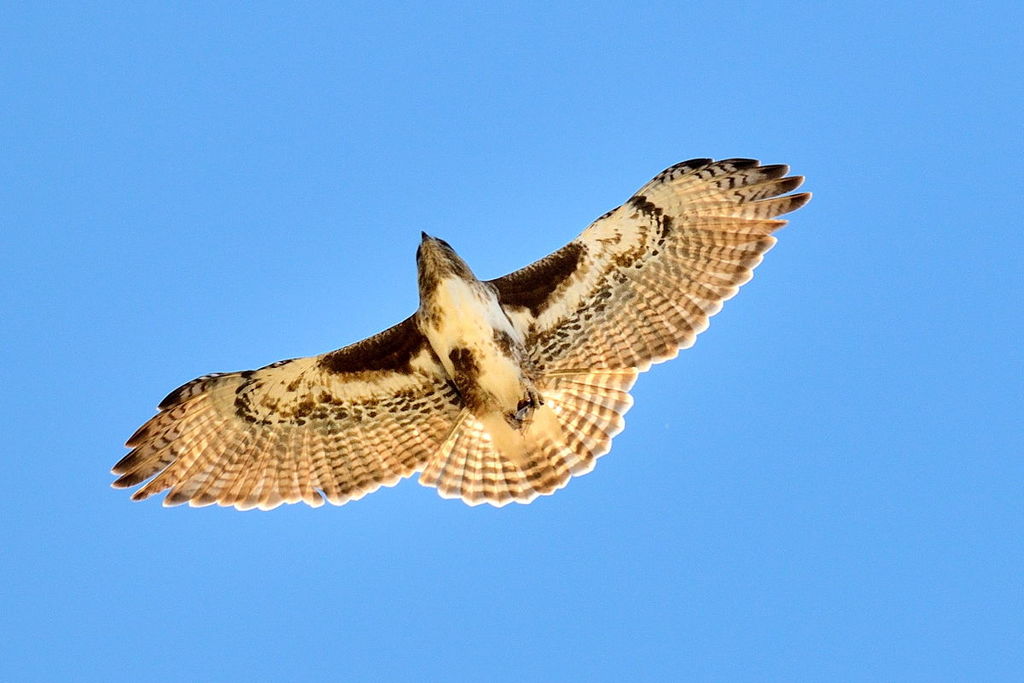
[509,387,544,427]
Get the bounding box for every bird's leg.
[509,384,544,428]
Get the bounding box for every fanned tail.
[418,368,637,506]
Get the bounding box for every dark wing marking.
[488,242,586,317]
[320,316,427,373]
[112,317,462,510]
[491,158,810,372]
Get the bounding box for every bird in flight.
[112,158,809,510]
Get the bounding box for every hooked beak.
[421,231,431,242]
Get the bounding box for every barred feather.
[418,369,637,506]
[114,322,462,510]
[494,158,808,375]
[114,158,808,510]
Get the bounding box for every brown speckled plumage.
[113,158,809,509]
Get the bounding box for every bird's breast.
[419,276,528,414]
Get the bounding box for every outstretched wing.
[112,317,461,510]
[490,158,810,372]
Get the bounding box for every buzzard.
[112,158,809,509]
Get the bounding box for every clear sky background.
[2,2,1020,681]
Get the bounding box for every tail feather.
[422,412,533,505]
[418,369,637,506]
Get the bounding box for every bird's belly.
[422,278,528,414]
[463,341,526,409]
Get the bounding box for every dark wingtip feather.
[158,382,192,410]
[163,490,190,507]
[111,448,141,474]
[756,164,790,181]
[112,470,148,488]
[779,175,804,191]
[789,191,812,210]
[130,488,155,502]
[660,158,712,178]
[719,157,760,168]
[125,422,152,448]
[156,372,235,409]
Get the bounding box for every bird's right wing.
[112,316,462,510]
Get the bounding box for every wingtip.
[157,385,188,410]
[719,157,760,168]
[791,191,812,209]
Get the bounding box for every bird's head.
[416,232,477,296]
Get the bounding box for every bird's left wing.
[112,316,461,510]
[490,158,810,373]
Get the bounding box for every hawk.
[112,158,809,509]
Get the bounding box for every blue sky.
[2,2,1020,681]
